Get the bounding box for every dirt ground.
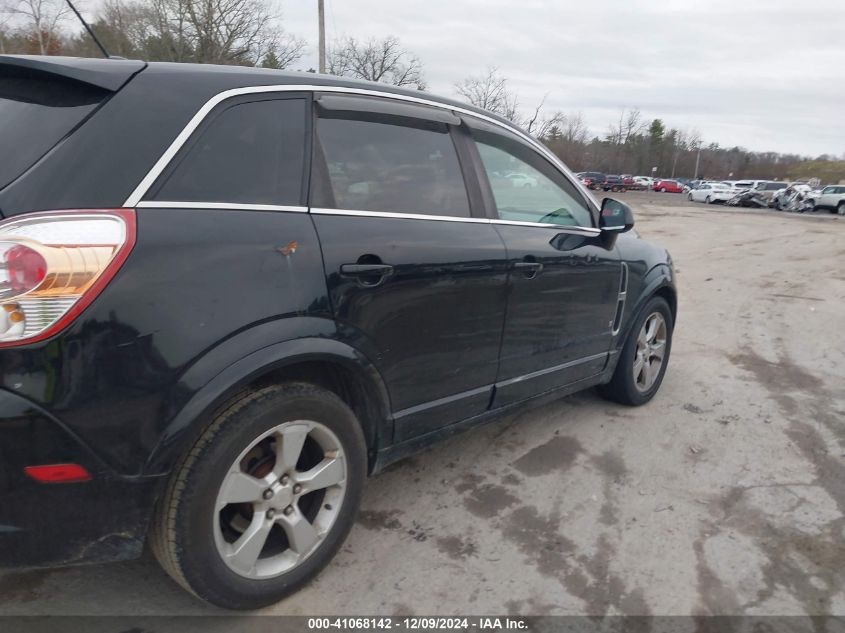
[1,192,843,617]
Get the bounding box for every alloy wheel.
[213,420,347,579]
[633,312,667,393]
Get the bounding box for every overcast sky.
[274,0,844,157]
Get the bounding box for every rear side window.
[312,117,470,217]
[149,98,306,205]
[0,69,107,191]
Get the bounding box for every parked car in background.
[731,180,760,192]
[602,175,626,192]
[753,181,788,205]
[577,171,606,190]
[772,184,812,210]
[0,54,676,610]
[653,179,684,193]
[808,185,845,214]
[688,182,734,204]
[621,175,641,190]
[633,176,653,188]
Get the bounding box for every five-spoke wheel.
[214,420,347,579]
[150,383,366,610]
[598,296,674,405]
[633,312,667,393]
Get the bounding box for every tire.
[149,382,367,610]
[659,187,666,193]
[705,195,712,204]
[687,193,693,201]
[598,296,674,406]
[838,202,845,216]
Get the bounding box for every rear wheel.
[150,383,367,610]
[687,193,693,201]
[838,202,845,216]
[598,296,673,406]
[659,187,666,193]
[705,195,712,204]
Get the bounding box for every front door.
[465,120,621,406]
[309,95,509,441]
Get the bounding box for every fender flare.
[616,263,676,349]
[143,319,393,476]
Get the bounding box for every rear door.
[309,95,509,441]
[464,119,621,406]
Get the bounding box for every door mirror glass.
[599,198,634,232]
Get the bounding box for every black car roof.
[1,55,521,132]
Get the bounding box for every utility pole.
[318,0,326,74]
[694,142,702,179]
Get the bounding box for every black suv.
[0,55,676,609]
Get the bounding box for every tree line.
[2,0,842,183]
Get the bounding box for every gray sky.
[277,0,844,157]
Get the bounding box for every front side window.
[471,129,593,228]
[149,98,306,205]
[312,117,470,217]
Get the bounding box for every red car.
[653,179,684,193]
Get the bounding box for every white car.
[688,182,734,204]
[809,185,845,215]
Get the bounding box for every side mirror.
[599,198,634,232]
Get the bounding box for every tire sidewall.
[616,297,674,406]
[170,386,366,609]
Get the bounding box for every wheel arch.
[144,336,393,478]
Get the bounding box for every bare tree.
[181,0,285,64]
[327,36,424,88]
[455,66,519,121]
[260,33,305,69]
[5,0,69,54]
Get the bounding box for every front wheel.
[838,202,845,216]
[659,187,667,192]
[687,193,693,201]
[598,296,673,406]
[149,383,367,610]
[705,195,712,204]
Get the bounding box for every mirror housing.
[599,198,634,233]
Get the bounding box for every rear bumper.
[0,389,161,568]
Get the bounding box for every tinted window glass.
[150,98,306,205]
[0,70,106,190]
[472,130,593,227]
[313,117,469,216]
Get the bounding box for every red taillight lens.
[24,463,92,483]
[0,209,135,347]
[4,244,47,295]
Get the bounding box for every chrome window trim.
[135,201,308,213]
[491,219,599,234]
[311,208,488,224]
[122,83,599,226]
[311,207,600,234]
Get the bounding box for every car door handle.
[340,264,394,276]
[340,263,394,287]
[513,261,543,278]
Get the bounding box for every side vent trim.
[611,262,628,335]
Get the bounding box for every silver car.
[809,185,845,214]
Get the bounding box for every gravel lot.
[1,192,843,617]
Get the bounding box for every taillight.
[0,209,135,346]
